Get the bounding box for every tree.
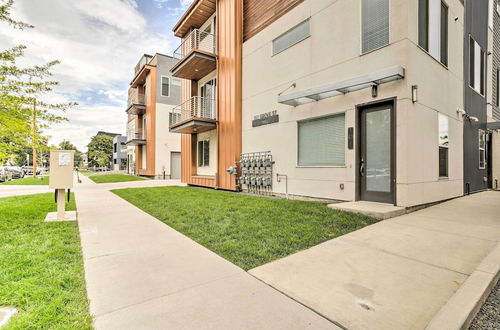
[59,139,82,167]
[87,135,113,168]
[0,0,76,164]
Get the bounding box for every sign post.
[46,150,76,222]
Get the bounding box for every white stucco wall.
[242,0,464,207]
[155,103,181,177]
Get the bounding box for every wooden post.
[32,99,37,178]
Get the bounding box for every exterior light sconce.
[456,108,479,122]
[371,85,378,98]
[411,85,418,103]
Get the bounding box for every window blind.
[298,114,345,166]
[362,0,390,54]
[272,20,310,55]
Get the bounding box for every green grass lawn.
[78,170,94,176]
[113,186,378,270]
[1,176,49,185]
[89,174,145,184]
[0,193,92,329]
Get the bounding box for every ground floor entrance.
[358,100,395,204]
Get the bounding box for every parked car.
[22,166,42,175]
[0,167,13,182]
[7,166,25,179]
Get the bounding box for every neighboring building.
[125,53,182,179]
[112,135,127,171]
[171,0,496,208]
[488,0,500,190]
[97,131,121,138]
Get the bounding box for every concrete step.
[327,201,406,220]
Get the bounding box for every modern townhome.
[488,0,500,190]
[171,0,496,208]
[112,134,127,171]
[126,53,182,179]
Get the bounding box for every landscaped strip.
[89,174,145,184]
[0,176,49,185]
[0,193,92,329]
[112,186,378,270]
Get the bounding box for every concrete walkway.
[0,184,50,198]
[75,174,337,329]
[250,191,500,330]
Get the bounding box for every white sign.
[58,153,71,166]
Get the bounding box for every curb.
[425,242,500,330]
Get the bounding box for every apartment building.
[126,53,182,179]
[112,135,127,171]
[171,0,496,208]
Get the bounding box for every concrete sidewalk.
[250,191,500,330]
[0,185,50,198]
[75,175,337,329]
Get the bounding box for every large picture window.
[438,114,449,177]
[418,0,448,66]
[198,140,210,167]
[361,0,390,54]
[298,114,345,166]
[469,36,486,95]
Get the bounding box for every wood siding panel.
[243,0,304,41]
[216,0,243,191]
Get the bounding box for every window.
[298,114,345,166]
[496,68,499,107]
[114,143,117,153]
[362,0,390,54]
[161,76,170,97]
[479,130,486,169]
[438,114,449,177]
[172,78,182,86]
[272,19,310,55]
[113,159,117,164]
[469,36,485,95]
[418,0,448,66]
[198,140,210,167]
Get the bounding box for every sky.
[0,0,193,151]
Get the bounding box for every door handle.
[360,161,365,177]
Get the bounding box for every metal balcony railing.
[170,96,216,126]
[134,54,153,74]
[127,132,145,141]
[173,29,216,60]
[128,88,146,107]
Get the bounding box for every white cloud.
[0,0,176,151]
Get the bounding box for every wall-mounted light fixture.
[456,108,479,122]
[371,85,378,98]
[411,85,418,103]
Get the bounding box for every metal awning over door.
[278,66,405,107]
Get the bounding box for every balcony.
[126,132,146,146]
[169,96,217,134]
[131,54,153,88]
[170,29,217,81]
[126,88,146,115]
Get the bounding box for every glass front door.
[200,79,216,119]
[359,103,394,204]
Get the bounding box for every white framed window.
[479,130,486,169]
[272,19,310,56]
[438,114,449,177]
[469,36,486,95]
[361,0,390,54]
[297,114,345,167]
[198,140,210,167]
[418,0,448,66]
[161,76,170,97]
